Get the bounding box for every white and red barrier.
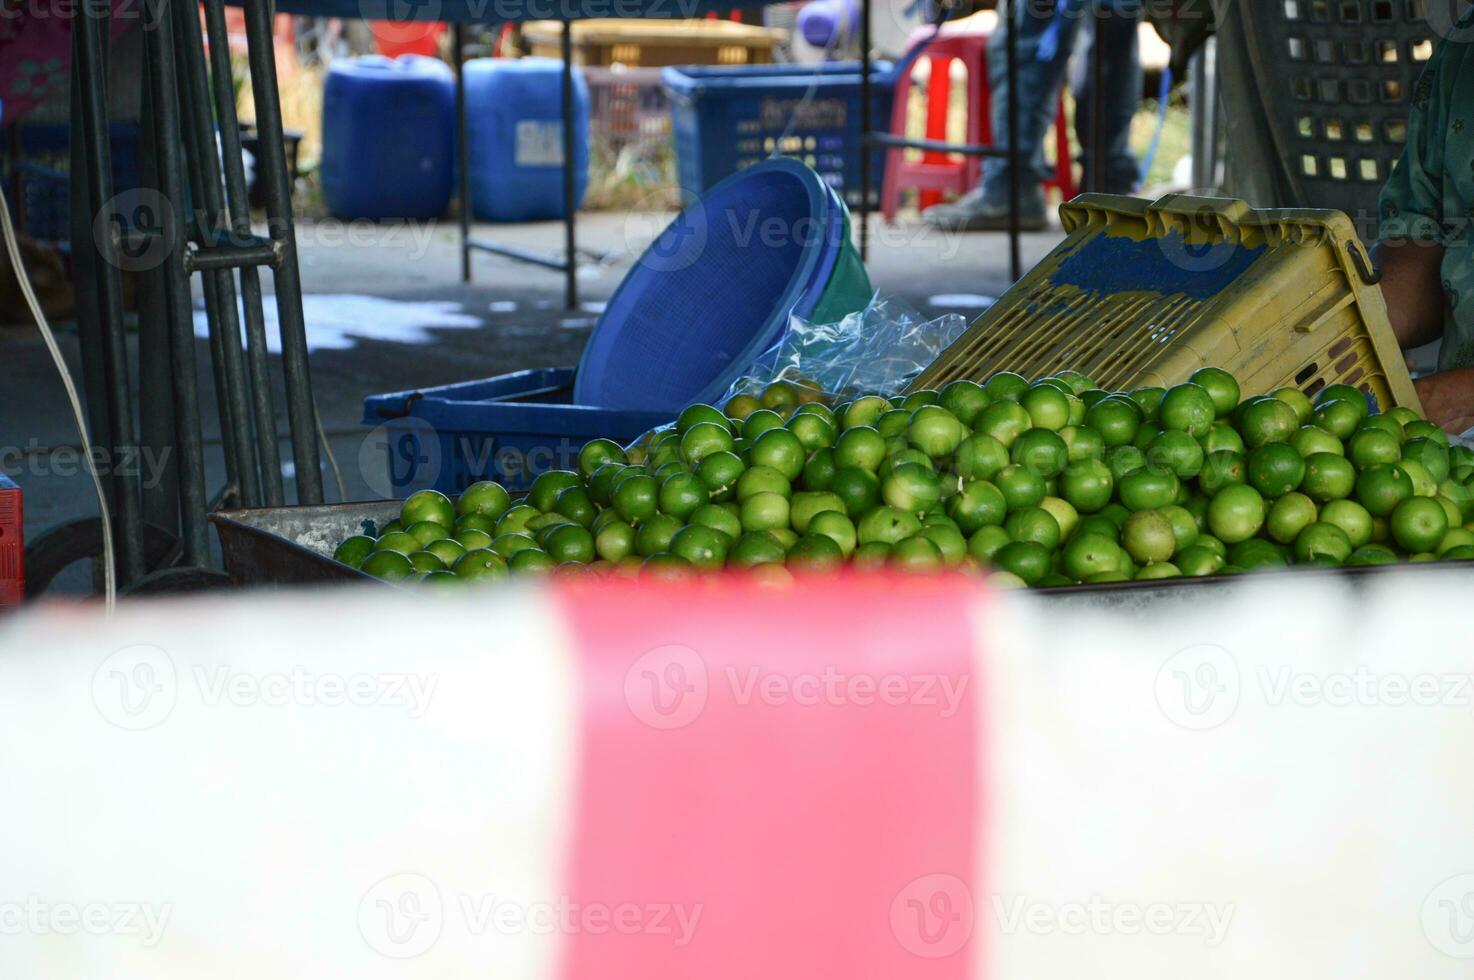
[0,571,1471,977]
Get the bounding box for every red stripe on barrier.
[0,476,23,607]
[556,572,985,980]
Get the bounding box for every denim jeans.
[979,0,1143,203]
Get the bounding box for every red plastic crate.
[0,475,23,607]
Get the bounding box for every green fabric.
[1378,15,1474,370]
[806,206,873,328]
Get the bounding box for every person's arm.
[1372,238,1445,350]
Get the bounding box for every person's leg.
[924,0,1081,229]
[1074,2,1143,194]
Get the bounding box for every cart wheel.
[23,518,180,598]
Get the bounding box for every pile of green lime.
[334,372,1474,587]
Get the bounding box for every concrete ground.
[0,209,1065,593]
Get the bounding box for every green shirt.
[1379,22,1474,370]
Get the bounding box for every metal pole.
[456,23,472,284]
[1006,0,1021,281]
[76,4,147,584]
[859,0,871,262]
[143,0,211,565]
[171,0,262,509]
[204,0,286,507]
[1190,37,1219,191]
[242,0,325,505]
[1088,3,1105,193]
[561,20,578,310]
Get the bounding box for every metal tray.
[211,501,400,587]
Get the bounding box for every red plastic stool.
[880,24,1077,222]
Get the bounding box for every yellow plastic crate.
[912,193,1422,413]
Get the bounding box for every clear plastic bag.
[722,293,970,402]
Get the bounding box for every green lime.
[749,427,806,481]
[1438,528,1474,555]
[985,372,1031,402]
[788,412,837,454]
[494,504,539,536]
[1158,504,1200,552]
[1315,383,1369,414]
[742,409,786,442]
[506,549,555,574]
[455,513,497,537]
[1402,417,1447,443]
[858,506,923,545]
[612,474,659,524]
[919,524,968,565]
[1011,428,1069,477]
[1289,425,1344,458]
[1355,464,1413,516]
[1318,499,1372,547]
[681,421,737,464]
[1230,538,1289,570]
[946,480,1008,533]
[1133,424,1162,453]
[938,380,991,426]
[880,448,934,480]
[834,426,887,472]
[423,537,467,567]
[1301,453,1356,502]
[379,519,405,536]
[1247,443,1306,498]
[851,541,892,568]
[1158,383,1217,437]
[1202,423,1246,455]
[831,466,881,517]
[362,549,415,581]
[1122,509,1176,564]
[729,531,787,567]
[876,409,912,440]
[905,405,965,458]
[1346,544,1399,566]
[841,396,891,429]
[528,470,580,513]
[995,464,1047,510]
[1271,387,1314,424]
[808,510,858,557]
[1059,459,1114,513]
[407,550,445,574]
[491,532,539,559]
[724,394,761,422]
[634,514,683,556]
[882,463,943,516]
[374,531,422,556]
[549,486,595,527]
[669,525,728,569]
[954,433,1011,481]
[1147,430,1205,479]
[401,489,456,530]
[1134,562,1180,580]
[1391,496,1449,552]
[886,536,940,572]
[789,491,846,533]
[677,403,731,434]
[736,465,791,501]
[594,519,636,561]
[1399,458,1438,497]
[659,471,710,520]
[968,525,1012,563]
[1061,533,1126,580]
[456,528,494,552]
[1059,424,1106,463]
[1208,484,1266,543]
[993,540,1051,584]
[578,439,626,479]
[587,462,629,506]
[687,503,740,543]
[1118,466,1179,511]
[1199,451,1246,495]
[1266,492,1317,544]
[452,548,507,581]
[1188,368,1240,417]
[1240,398,1300,449]
[334,534,376,568]
[1128,387,1164,422]
[740,491,790,533]
[640,553,695,581]
[1175,545,1224,576]
[1052,370,1095,395]
[1404,436,1451,484]
[1004,506,1061,550]
[1310,399,1364,441]
[1020,385,1072,432]
[976,400,1033,448]
[1348,428,1402,469]
[1357,413,1404,440]
[1106,444,1147,481]
[696,451,745,501]
[901,389,941,410]
[1086,396,1143,447]
[1293,522,1352,564]
[457,481,513,521]
[1037,496,1078,540]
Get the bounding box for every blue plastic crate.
[661,62,895,209]
[3,122,142,244]
[361,368,671,497]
